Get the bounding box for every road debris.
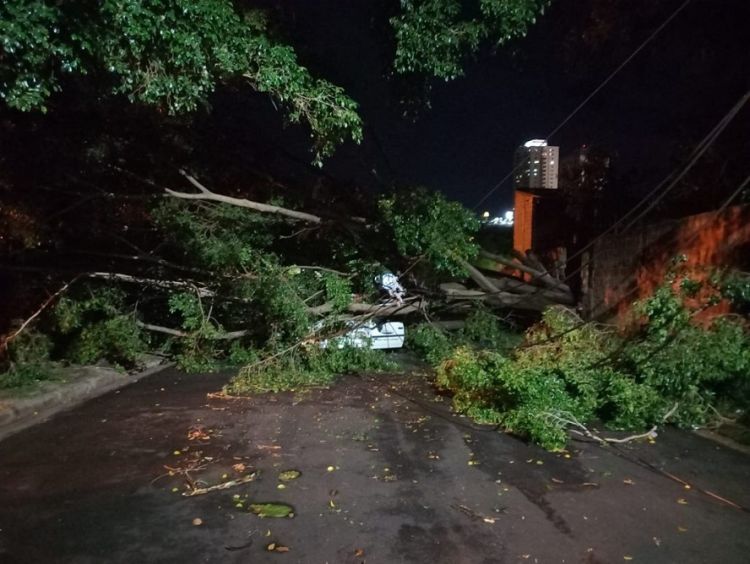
[278,469,301,481]
[250,503,295,518]
[183,472,258,497]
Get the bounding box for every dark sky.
[214,0,750,213]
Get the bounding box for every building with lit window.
[513,139,559,190]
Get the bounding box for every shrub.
[436,345,594,450]
[55,286,149,368]
[433,286,750,450]
[462,308,522,351]
[407,307,522,365]
[407,324,453,365]
[0,331,56,389]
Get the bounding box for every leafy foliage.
[392,0,549,80]
[431,276,750,450]
[408,308,521,365]
[54,286,149,368]
[721,271,750,311]
[0,331,55,389]
[407,324,454,365]
[379,188,480,275]
[153,199,275,273]
[0,0,362,161]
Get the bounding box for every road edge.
[0,360,173,443]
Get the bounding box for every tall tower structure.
[513,139,559,190]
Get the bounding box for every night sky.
[213,0,749,213]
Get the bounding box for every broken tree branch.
[0,275,82,352]
[135,321,249,340]
[86,272,215,297]
[167,171,322,224]
[182,472,258,497]
[479,250,571,294]
[308,299,422,316]
[543,410,658,445]
[460,259,502,294]
[440,281,573,305]
[458,260,564,311]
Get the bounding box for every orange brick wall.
[586,204,750,320]
[513,190,537,254]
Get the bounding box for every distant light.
[488,210,514,226]
[482,210,490,219]
[523,139,547,148]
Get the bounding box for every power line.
[474,0,693,210]
[718,173,750,214]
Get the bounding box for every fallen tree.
[2,173,576,380]
[1,171,573,368]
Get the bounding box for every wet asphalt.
[0,366,748,563]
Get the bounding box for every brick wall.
[583,205,750,320]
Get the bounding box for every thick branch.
[166,171,322,224]
[308,300,422,316]
[136,321,248,340]
[460,259,502,294]
[439,283,573,308]
[86,272,214,297]
[458,260,571,311]
[479,250,571,294]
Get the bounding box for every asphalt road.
[0,366,748,563]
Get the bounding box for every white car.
[318,319,405,350]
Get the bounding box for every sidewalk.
[0,356,170,442]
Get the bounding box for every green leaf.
[249,503,295,518]
[278,469,301,482]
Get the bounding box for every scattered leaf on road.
[677,498,688,505]
[187,427,211,441]
[192,518,203,526]
[250,503,295,518]
[278,470,301,482]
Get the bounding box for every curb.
[0,360,173,443]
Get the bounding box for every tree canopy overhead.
[1,0,548,161]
